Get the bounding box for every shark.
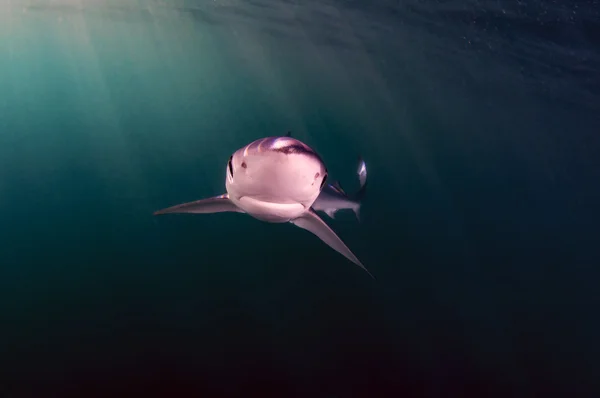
[153,135,373,278]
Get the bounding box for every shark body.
[154,136,373,278]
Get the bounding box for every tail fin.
[353,157,367,221]
[355,156,367,201]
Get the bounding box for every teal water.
[1,1,599,396]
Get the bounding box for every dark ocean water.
[1,0,599,396]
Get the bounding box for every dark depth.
[0,0,599,397]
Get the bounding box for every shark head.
[224,136,328,222]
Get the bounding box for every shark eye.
[228,156,234,178]
[320,173,327,190]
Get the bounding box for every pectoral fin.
[291,209,374,278]
[153,194,243,216]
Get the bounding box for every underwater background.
[1,0,599,396]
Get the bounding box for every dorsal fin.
[285,131,292,137]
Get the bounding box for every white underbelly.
[236,196,306,223]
